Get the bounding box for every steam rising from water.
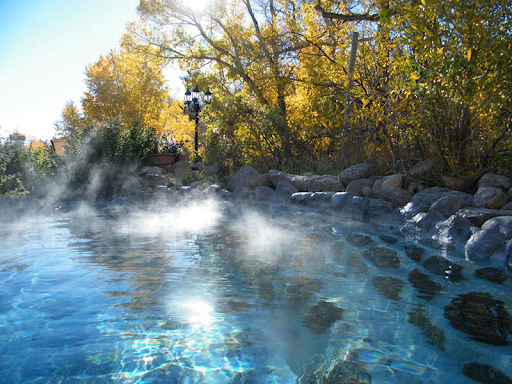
[116,199,223,237]
[230,211,297,264]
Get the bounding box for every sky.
[0,0,183,141]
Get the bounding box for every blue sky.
[0,0,181,141]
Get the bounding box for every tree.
[81,46,169,128]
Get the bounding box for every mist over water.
[1,188,512,382]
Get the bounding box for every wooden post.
[345,31,359,122]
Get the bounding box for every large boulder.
[411,187,473,210]
[456,207,512,227]
[373,187,412,207]
[274,180,298,200]
[228,166,272,191]
[429,195,462,217]
[331,192,355,210]
[233,185,253,199]
[444,292,512,345]
[478,173,512,191]
[254,186,275,201]
[310,175,344,192]
[433,215,478,246]
[339,163,373,185]
[473,187,508,209]
[465,216,512,263]
[408,159,434,177]
[381,174,405,190]
[345,178,374,196]
[172,160,191,177]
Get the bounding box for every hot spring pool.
[0,199,511,383]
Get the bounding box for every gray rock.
[202,164,219,176]
[228,166,271,191]
[429,195,462,217]
[444,292,512,345]
[362,185,373,197]
[423,255,464,282]
[473,187,509,209]
[275,180,299,200]
[463,362,512,384]
[465,229,506,262]
[478,173,512,191]
[362,246,400,268]
[310,192,336,205]
[409,269,442,301]
[144,174,173,188]
[381,174,404,190]
[407,181,425,195]
[254,186,275,201]
[220,189,233,199]
[172,160,191,177]
[408,159,434,177]
[268,169,288,187]
[290,192,313,205]
[331,192,355,210]
[434,215,478,246]
[345,178,374,196]
[481,216,512,237]
[411,187,473,209]
[373,187,412,206]
[339,163,373,185]
[457,207,512,226]
[140,166,163,175]
[178,186,192,194]
[310,175,344,192]
[207,184,222,195]
[402,211,447,234]
[502,201,512,211]
[443,176,464,191]
[233,185,253,199]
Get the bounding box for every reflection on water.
[0,200,511,383]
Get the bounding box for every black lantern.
[183,85,213,155]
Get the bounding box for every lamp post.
[184,86,212,155]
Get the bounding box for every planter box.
[142,153,178,168]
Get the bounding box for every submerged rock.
[299,356,372,384]
[462,362,512,384]
[423,256,464,282]
[362,247,400,268]
[372,276,405,300]
[408,305,445,351]
[475,267,508,284]
[403,244,425,262]
[379,234,398,244]
[346,234,373,246]
[304,301,344,334]
[408,269,442,301]
[347,256,369,275]
[444,292,512,346]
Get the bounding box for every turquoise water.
[0,200,511,383]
